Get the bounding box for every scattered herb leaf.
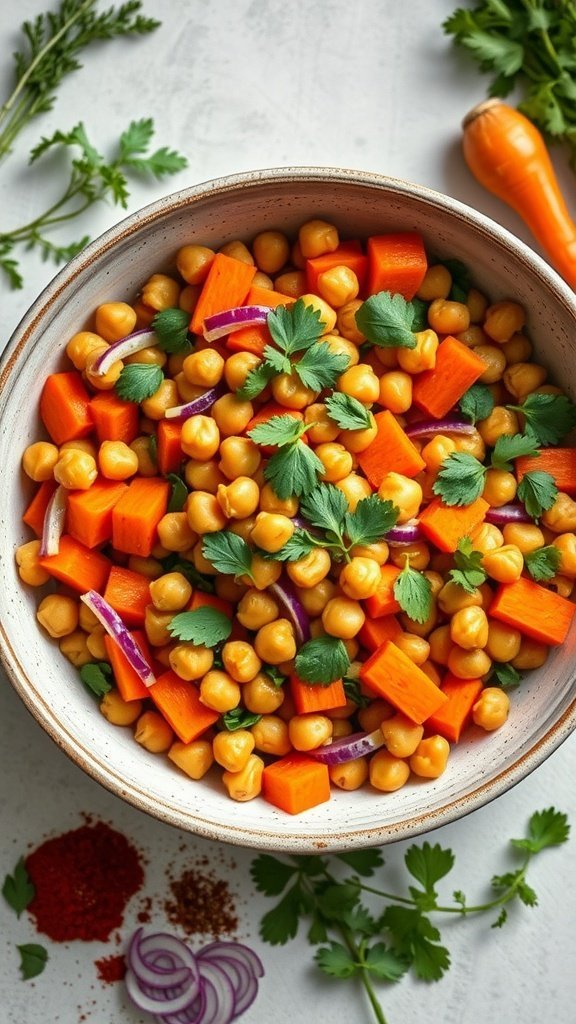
[202,531,255,582]
[325,392,373,431]
[294,636,351,685]
[517,470,558,520]
[221,708,262,731]
[459,383,494,424]
[394,561,433,624]
[79,661,113,698]
[2,859,35,918]
[152,308,191,353]
[433,451,486,506]
[17,944,48,981]
[524,544,561,582]
[490,432,540,472]
[491,662,522,690]
[264,441,325,500]
[248,414,309,448]
[354,291,418,349]
[166,473,188,513]
[509,394,576,447]
[345,494,399,549]
[115,362,163,403]
[168,607,232,647]
[449,536,487,592]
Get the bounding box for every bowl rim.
[2,164,576,852]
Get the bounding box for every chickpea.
[128,555,163,579]
[336,299,365,344]
[222,641,262,683]
[409,735,450,778]
[168,643,213,681]
[467,288,488,323]
[437,583,483,618]
[213,729,256,772]
[356,699,394,732]
[144,604,174,647]
[130,436,157,477]
[314,442,353,483]
[22,441,59,482]
[477,406,520,447]
[219,239,254,264]
[66,331,107,371]
[350,540,390,566]
[428,299,470,335]
[124,346,167,368]
[218,436,261,481]
[274,270,307,298]
[215,575,248,604]
[503,362,547,403]
[149,572,192,612]
[168,739,214,779]
[217,477,260,520]
[248,512,293,553]
[182,349,225,388]
[339,417,378,455]
[84,346,123,391]
[85,627,108,661]
[542,492,576,533]
[378,370,412,414]
[394,633,430,667]
[236,589,279,631]
[254,619,296,664]
[378,472,422,524]
[416,264,452,301]
[270,370,317,410]
[485,620,522,662]
[100,689,142,725]
[134,711,174,753]
[550,533,576,577]
[288,713,333,751]
[447,646,492,680]
[474,344,507,384]
[95,302,137,342]
[483,301,525,343]
[482,468,517,507]
[322,597,365,639]
[302,402,339,444]
[317,265,359,308]
[397,329,439,374]
[512,637,549,671]
[142,274,181,312]
[329,757,369,791]
[98,440,139,480]
[60,438,97,459]
[448,428,486,461]
[243,671,285,714]
[174,374,204,404]
[398,601,438,638]
[548,574,574,598]
[298,219,339,259]
[389,541,430,572]
[186,491,227,534]
[380,713,424,757]
[501,522,545,554]
[179,285,200,313]
[222,753,264,802]
[286,547,331,588]
[36,594,79,638]
[339,557,382,600]
[456,325,488,348]
[181,415,220,460]
[419,437,455,478]
[140,379,179,421]
[369,750,410,792]
[250,715,291,756]
[295,579,336,618]
[472,687,510,731]
[200,670,241,712]
[250,230,290,274]
[176,244,215,285]
[325,335,360,368]
[157,512,197,553]
[469,522,504,556]
[428,624,454,666]
[241,552,281,591]
[54,449,97,490]
[333,472,371,512]
[450,606,489,650]
[482,545,524,584]
[183,460,224,495]
[374,346,398,369]
[212,393,255,435]
[503,333,532,364]
[224,351,261,391]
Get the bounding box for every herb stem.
[342,931,388,1024]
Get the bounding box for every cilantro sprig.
[524,544,561,582]
[252,808,570,1022]
[393,560,433,624]
[152,308,191,354]
[449,537,487,593]
[168,607,232,647]
[354,291,420,349]
[294,636,351,685]
[2,858,35,918]
[115,363,164,403]
[325,392,373,431]
[202,532,255,582]
[249,414,325,500]
[459,383,494,424]
[508,393,576,447]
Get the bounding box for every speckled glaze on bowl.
[1,167,576,853]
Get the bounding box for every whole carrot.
[462,99,576,290]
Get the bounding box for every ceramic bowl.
[2,168,576,852]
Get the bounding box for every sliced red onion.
[125,969,200,1016]
[198,943,264,982]
[128,929,198,990]
[39,484,67,556]
[308,728,386,765]
[92,328,156,376]
[203,305,270,342]
[404,419,476,440]
[160,961,235,1024]
[485,504,531,525]
[80,591,156,687]
[165,382,227,421]
[386,522,423,545]
[269,579,311,645]
[199,943,263,1017]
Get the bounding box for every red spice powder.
[95,954,126,984]
[25,820,144,942]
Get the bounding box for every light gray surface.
[0,2,575,1022]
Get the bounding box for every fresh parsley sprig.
[508,393,576,447]
[354,291,421,349]
[252,808,570,1023]
[393,559,433,624]
[152,308,191,354]
[523,544,561,583]
[449,536,487,593]
[294,635,351,685]
[168,607,232,647]
[459,382,494,424]
[516,470,558,520]
[202,531,255,583]
[325,392,373,431]
[115,362,164,402]
[433,433,546,507]
[248,414,325,500]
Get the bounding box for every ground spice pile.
[25,820,144,942]
[164,858,238,939]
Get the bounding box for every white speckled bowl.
[1,168,576,852]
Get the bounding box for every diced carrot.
[306,242,368,294]
[226,324,271,356]
[366,232,428,300]
[358,614,403,651]
[66,478,128,549]
[38,534,111,593]
[290,673,347,714]
[103,565,151,627]
[516,448,576,495]
[359,640,448,724]
[190,253,256,336]
[412,336,487,419]
[364,565,401,618]
[112,477,170,557]
[489,577,576,646]
[245,285,294,308]
[425,674,483,742]
[418,496,490,553]
[104,630,152,701]
[357,410,425,488]
[89,392,139,445]
[157,420,183,475]
[149,670,219,743]
[39,372,93,445]
[262,753,331,814]
[22,480,58,537]
[188,590,234,618]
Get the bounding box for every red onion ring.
[268,579,311,645]
[39,484,67,556]
[199,943,263,1016]
[386,522,423,545]
[203,305,270,342]
[165,382,227,421]
[308,728,386,765]
[128,929,198,990]
[80,591,156,687]
[160,961,236,1024]
[404,418,476,440]
[485,504,531,525]
[92,328,156,376]
[125,969,200,1016]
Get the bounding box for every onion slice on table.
[404,419,476,440]
[39,484,67,556]
[165,382,227,421]
[308,728,386,765]
[486,504,531,525]
[386,521,423,545]
[128,928,199,990]
[199,943,264,1017]
[268,579,311,646]
[80,591,156,687]
[91,329,157,376]
[203,305,270,342]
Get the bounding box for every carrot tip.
[461,98,503,130]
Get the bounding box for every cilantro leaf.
[221,708,262,731]
[517,470,558,519]
[524,544,561,582]
[168,607,232,647]
[17,944,48,981]
[295,636,351,685]
[433,451,486,506]
[2,859,35,918]
[336,849,384,876]
[394,563,433,624]
[354,291,417,349]
[293,343,350,391]
[510,808,570,854]
[264,442,324,500]
[491,432,539,472]
[166,473,187,512]
[342,676,371,709]
[449,536,487,593]
[259,884,303,944]
[365,942,409,981]
[442,257,472,303]
[248,414,308,448]
[202,531,255,581]
[119,117,155,158]
[315,942,357,978]
[115,362,163,402]
[236,361,276,400]
[300,484,348,538]
[152,307,191,353]
[79,661,113,698]
[250,854,297,896]
[405,843,455,895]
[268,299,324,355]
[325,392,373,430]
[345,494,399,548]
[266,529,319,562]
[511,393,576,446]
[459,382,494,424]
[410,298,428,332]
[381,906,450,981]
[491,662,522,690]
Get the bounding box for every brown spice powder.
[164,861,238,939]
